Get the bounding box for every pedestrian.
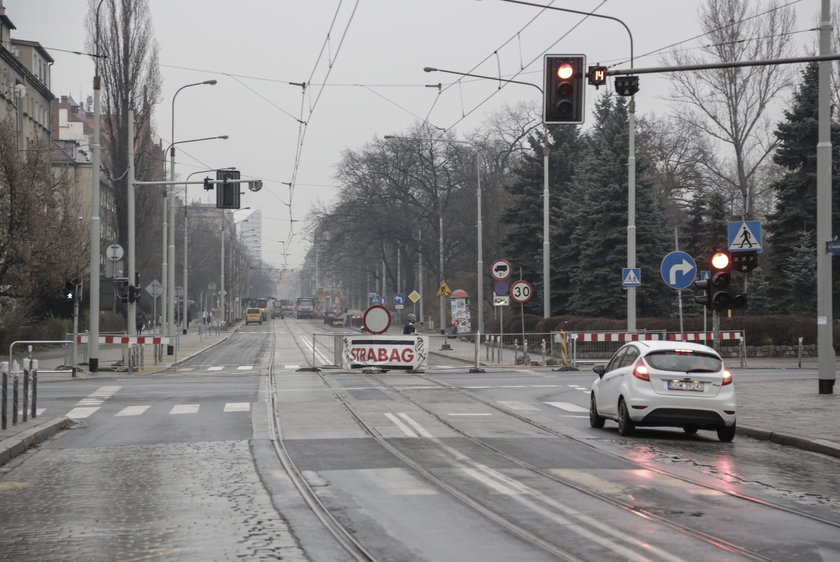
[203,309,208,325]
[136,310,146,334]
[403,313,417,335]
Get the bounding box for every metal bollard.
[1,361,7,430]
[541,339,547,367]
[12,370,19,426]
[22,362,29,423]
[31,361,38,420]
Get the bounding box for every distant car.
[244,307,262,325]
[589,341,736,442]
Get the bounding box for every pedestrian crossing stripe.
[59,402,253,419]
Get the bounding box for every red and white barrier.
[75,335,170,345]
[667,332,743,341]
[566,333,661,342]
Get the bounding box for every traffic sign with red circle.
[490,259,512,281]
[363,305,391,334]
[510,280,533,304]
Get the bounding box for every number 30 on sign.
[510,280,533,304]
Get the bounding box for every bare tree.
[661,0,795,219]
[86,0,162,258]
[0,120,87,310]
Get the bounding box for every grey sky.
[6,0,819,269]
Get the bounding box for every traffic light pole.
[816,0,835,394]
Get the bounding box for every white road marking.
[66,407,99,419]
[77,385,121,406]
[207,366,223,371]
[545,401,588,413]
[115,405,151,417]
[384,413,419,437]
[497,401,540,411]
[449,413,492,416]
[170,404,200,415]
[397,413,434,438]
[224,402,251,412]
[283,364,301,370]
[236,365,254,370]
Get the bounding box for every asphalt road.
[1,318,839,561]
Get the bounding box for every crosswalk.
[64,402,252,419]
[176,365,256,372]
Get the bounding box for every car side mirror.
[593,364,606,378]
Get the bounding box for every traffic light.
[63,281,75,300]
[615,75,640,96]
[709,251,732,310]
[128,284,140,304]
[544,54,585,125]
[694,251,747,311]
[216,169,241,209]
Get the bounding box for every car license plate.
[667,380,704,392]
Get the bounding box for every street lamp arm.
[424,66,542,94]
[164,135,228,155]
[501,0,633,68]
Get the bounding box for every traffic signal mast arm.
[604,54,840,77]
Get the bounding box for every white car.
[589,340,736,442]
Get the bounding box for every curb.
[0,417,73,466]
[738,425,840,460]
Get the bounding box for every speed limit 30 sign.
[510,280,533,304]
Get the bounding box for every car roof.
[628,340,720,356]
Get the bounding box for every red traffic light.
[556,63,574,80]
[711,251,730,271]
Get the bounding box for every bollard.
[1,361,7,430]
[12,370,18,426]
[541,339,547,367]
[22,360,29,423]
[31,360,38,420]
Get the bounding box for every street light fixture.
[424,66,550,322]
[181,165,234,334]
[166,78,219,354]
[500,0,637,331]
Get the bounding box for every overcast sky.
[6,0,822,270]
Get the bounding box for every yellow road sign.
[436,281,452,297]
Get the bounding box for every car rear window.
[246,308,260,314]
[644,350,722,373]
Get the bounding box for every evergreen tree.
[566,94,671,318]
[501,125,582,315]
[764,62,840,314]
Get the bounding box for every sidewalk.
[2,339,839,466]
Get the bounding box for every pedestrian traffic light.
[544,54,585,125]
[216,169,241,209]
[128,284,141,304]
[614,75,640,97]
[63,281,75,300]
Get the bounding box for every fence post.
[541,339,547,367]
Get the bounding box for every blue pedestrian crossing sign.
[660,251,697,290]
[621,268,641,287]
[728,221,762,253]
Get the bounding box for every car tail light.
[721,369,733,385]
[633,359,650,381]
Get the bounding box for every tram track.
[273,318,840,560]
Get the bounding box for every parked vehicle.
[244,307,263,325]
[589,341,736,442]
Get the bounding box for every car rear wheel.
[589,394,605,428]
[617,398,635,436]
[717,423,736,442]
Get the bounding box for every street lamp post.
[168,79,217,353]
[88,0,106,372]
[181,166,233,334]
[425,66,549,323]
[501,0,636,330]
